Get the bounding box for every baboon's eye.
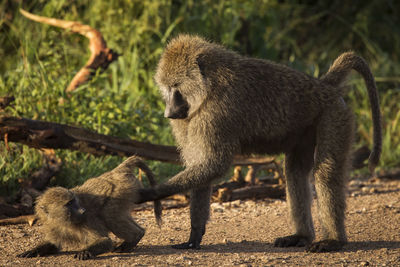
[66,199,76,206]
[172,82,180,88]
[40,205,48,214]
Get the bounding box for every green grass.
[0,0,399,196]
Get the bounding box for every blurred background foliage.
[0,0,399,195]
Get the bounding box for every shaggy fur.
[18,156,161,260]
[138,34,381,252]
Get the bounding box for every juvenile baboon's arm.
[17,242,59,258]
[74,237,113,260]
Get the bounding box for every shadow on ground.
[89,240,400,259]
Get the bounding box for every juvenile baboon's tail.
[321,52,382,174]
[118,156,162,226]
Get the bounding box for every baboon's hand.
[113,241,138,253]
[17,243,58,257]
[74,250,94,260]
[135,188,158,204]
[17,249,39,258]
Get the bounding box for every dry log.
[20,9,119,93]
[213,166,248,192]
[213,180,246,194]
[215,184,285,202]
[0,116,180,163]
[0,116,276,166]
[229,184,285,201]
[0,215,36,226]
[230,166,244,183]
[244,161,285,185]
[233,155,276,166]
[244,165,264,185]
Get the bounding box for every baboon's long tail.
[321,52,382,174]
[118,156,162,226]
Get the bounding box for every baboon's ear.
[196,54,208,77]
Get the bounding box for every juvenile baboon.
[137,34,382,252]
[18,156,161,260]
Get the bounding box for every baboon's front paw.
[171,241,201,250]
[17,250,38,258]
[113,241,137,253]
[306,239,344,252]
[274,235,310,247]
[74,250,94,260]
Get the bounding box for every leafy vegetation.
[0,0,399,195]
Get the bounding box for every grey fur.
[138,34,381,252]
[18,156,161,260]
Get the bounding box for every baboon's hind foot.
[306,239,345,252]
[274,234,311,247]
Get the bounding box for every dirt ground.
[1,177,399,266]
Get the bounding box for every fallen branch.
[0,116,276,166]
[0,215,36,226]
[213,168,247,193]
[233,155,276,166]
[0,116,180,163]
[20,9,119,93]
[215,184,285,202]
[230,184,285,200]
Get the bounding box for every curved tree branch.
[20,9,119,93]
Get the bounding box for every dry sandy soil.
[1,177,399,266]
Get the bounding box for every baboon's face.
[36,187,86,224]
[65,197,86,224]
[156,71,200,120]
[162,83,190,119]
[155,36,210,120]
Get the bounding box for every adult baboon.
[137,34,382,252]
[18,156,161,260]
